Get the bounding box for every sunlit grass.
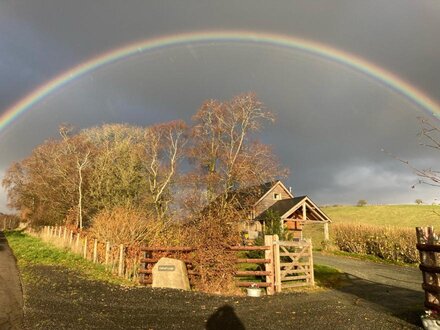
[5,231,131,285]
[303,204,440,249]
[322,204,440,227]
[313,264,342,288]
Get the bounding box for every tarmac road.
[314,252,422,292]
[0,231,23,329]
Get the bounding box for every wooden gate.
[272,235,314,292]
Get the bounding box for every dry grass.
[332,223,418,264]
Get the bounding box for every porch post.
[302,203,306,239]
[323,222,329,241]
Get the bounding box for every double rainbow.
[1,30,439,133]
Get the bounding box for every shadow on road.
[335,273,423,327]
[206,304,245,330]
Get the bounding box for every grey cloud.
[0,0,439,211]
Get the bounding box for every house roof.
[258,195,331,222]
[205,181,283,212]
[226,180,292,209]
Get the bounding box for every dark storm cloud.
[0,0,439,211]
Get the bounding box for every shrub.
[184,209,241,294]
[89,207,163,246]
[333,223,418,264]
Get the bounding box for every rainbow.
[1,30,439,133]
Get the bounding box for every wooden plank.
[229,246,270,251]
[425,301,440,312]
[235,270,271,276]
[422,283,440,294]
[281,275,310,281]
[140,246,195,252]
[280,262,311,267]
[280,253,310,257]
[140,258,192,264]
[308,239,315,285]
[274,234,282,293]
[416,243,440,252]
[282,282,309,288]
[236,282,271,288]
[236,258,271,264]
[281,269,311,274]
[139,269,200,276]
[420,264,440,273]
[264,235,275,295]
[277,240,310,247]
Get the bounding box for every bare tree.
[142,120,187,221]
[189,92,286,211]
[387,117,440,188]
[59,124,92,229]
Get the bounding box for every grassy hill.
[322,204,440,228]
[303,204,440,246]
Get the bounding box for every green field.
[303,204,440,248]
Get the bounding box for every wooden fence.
[1,217,20,231]
[416,226,440,312]
[31,226,140,280]
[139,246,197,286]
[138,234,314,295]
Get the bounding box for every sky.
[1,0,440,212]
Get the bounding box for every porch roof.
[258,196,331,223]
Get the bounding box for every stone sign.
[152,257,190,291]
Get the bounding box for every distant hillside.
[322,205,440,228]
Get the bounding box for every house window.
[273,193,281,200]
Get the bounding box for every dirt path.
[0,231,23,329]
[314,252,422,291]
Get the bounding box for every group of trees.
[2,92,285,235]
[3,93,287,291]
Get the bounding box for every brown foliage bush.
[184,209,241,294]
[90,207,163,246]
[333,223,419,264]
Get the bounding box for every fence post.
[308,238,315,286]
[264,235,275,295]
[93,239,98,263]
[273,234,282,293]
[76,233,80,253]
[118,244,125,277]
[83,236,88,259]
[105,242,110,266]
[416,226,440,311]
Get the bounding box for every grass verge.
[5,230,131,285]
[314,264,342,288]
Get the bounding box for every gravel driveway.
[2,233,426,329]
